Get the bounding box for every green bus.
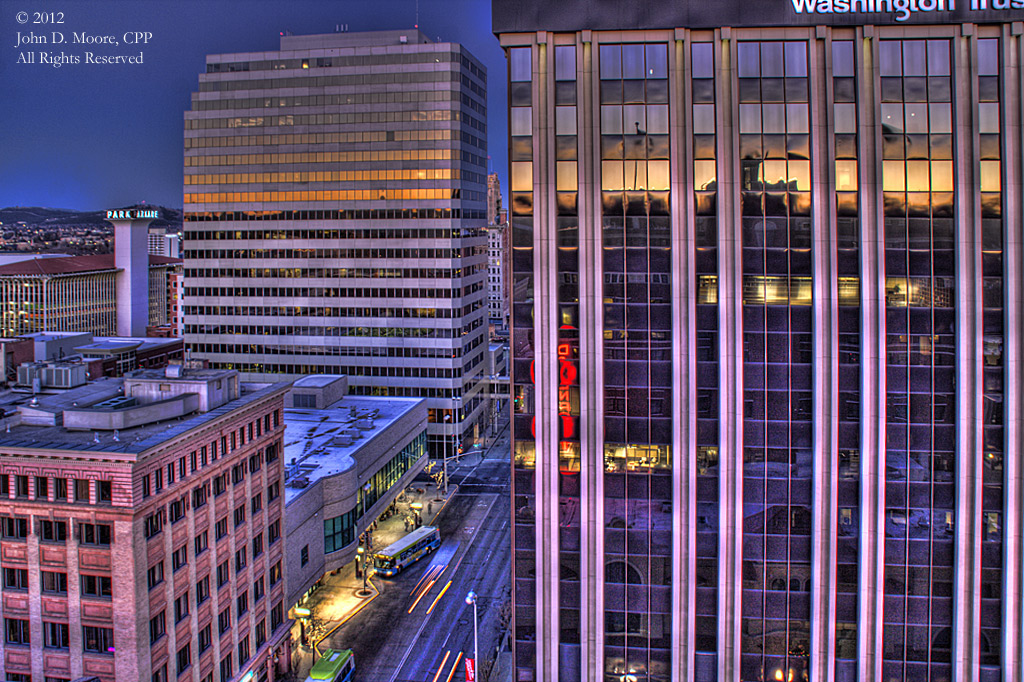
[373,525,441,577]
[305,648,355,682]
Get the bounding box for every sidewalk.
[290,478,457,679]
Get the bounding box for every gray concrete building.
[280,385,428,611]
[183,29,489,458]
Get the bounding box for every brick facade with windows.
[0,370,290,682]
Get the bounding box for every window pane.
[836,160,858,192]
[622,44,645,79]
[556,106,577,136]
[927,40,950,76]
[511,162,533,192]
[692,43,714,79]
[883,161,906,192]
[785,42,808,77]
[600,45,621,80]
[739,105,762,134]
[555,45,576,81]
[928,103,952,134]
[738,43,760,78]
[647,105,669,135]
[787,104,809,133]
[556,162,578,192]
[695,160,717,191]
[979,161,1001,193]
[646,44,668,78]
[833,41,855,78]
[979,103,1000,134]
[601,105,623,135]
[834,103,856,134]
[648,161,670,191]
[693,104,716,134]
[510,47,532,82]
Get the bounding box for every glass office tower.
[495,3,1024,681]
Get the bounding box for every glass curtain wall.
[737,40,814,682]
[599,41,674,682]
[510,44,538,682]
[879,38,956,682]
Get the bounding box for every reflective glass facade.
[499,13,1024,682]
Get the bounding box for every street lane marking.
[426,580,452,615]
[408,578,437,613]
[444,652,464,682]
[430,650,451,682]
[411,564,444,597]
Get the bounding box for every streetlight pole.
[465,591,478,674]
[443,413,451,495]
[356,546,369,597]
[453,396,462,464]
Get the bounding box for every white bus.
[373,526,441,577]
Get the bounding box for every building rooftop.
[0,379,289,455]
[0,254,181,276]
[292,375,345,388]
[278,29,433,50]
[283,395,425,506]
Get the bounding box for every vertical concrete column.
[1000,23,1023,682]
[668,26,698,682]
[27,524,42,682]
[113,517,141,681]
[110,214,156,337]
[67,527,84,678]
[531,34,561,682]
[857,26,887,682]
[577,30,607,680]
[716,28,743,682]
[952,26,984,682]
[808,26,839,682]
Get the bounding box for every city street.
[321,424,511,682]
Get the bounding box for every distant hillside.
[0,205,182,230]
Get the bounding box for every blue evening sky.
[0,0,506,211]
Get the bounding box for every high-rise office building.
[495,2,1024,681]
[184,29,489,455]
[487,223,509,332]
[488,171,503,226]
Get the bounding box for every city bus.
[305,648,355,682]
[374,525,441,577]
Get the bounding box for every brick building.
[0,367,291,682]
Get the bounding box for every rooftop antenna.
[415,0,419,28]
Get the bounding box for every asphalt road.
[324,426,511,682]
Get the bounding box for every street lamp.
[356,547,370,597]
[465,590,478,675]
[442,413,452,496]
[453,396,462,463]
